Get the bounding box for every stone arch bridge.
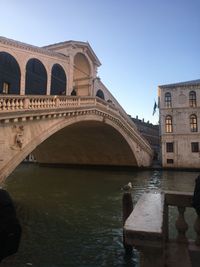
[0,37,153,183]
[0,95,153,183]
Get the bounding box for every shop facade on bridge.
[0,36,117,105]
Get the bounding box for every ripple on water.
[1,165,198,267]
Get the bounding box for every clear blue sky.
[1,0,200,124]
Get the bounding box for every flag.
[152,101,157,116]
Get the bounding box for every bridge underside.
[33,121,138,167]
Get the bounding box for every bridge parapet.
[0,95,137,128]
[0,95,109,111]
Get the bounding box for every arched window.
[165,92,172,107]
[0,52,21,94]
[50,64,66,95]
[189,91,196,107]
[96,89,105,100]
[190,114,198,132]
[165,115,173,133]
[25,58,47,95]
[73,53,91,96]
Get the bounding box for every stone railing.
[123,190,200,267]
[0,95,134,127]
[164,191,200,245]
[0,95,152,155]
[0,95,127,131]
[0,95,96,110]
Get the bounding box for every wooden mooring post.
[122,189,133,254]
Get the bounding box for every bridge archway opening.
[32,121,138,167]
[50,64,67,95]
[25,58,47,95]
[0,52,21,94]
[73,53,91,96]
[96,89,105,100]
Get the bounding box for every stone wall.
[159,80,200,168]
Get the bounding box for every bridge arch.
[32,119,138,166]
[0,51,21,94]
[0,111,147,182]
[25,58,47,95]
[50,64,67,95]
[73,53,91,96]
[96,89,105,100]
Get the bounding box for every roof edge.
[0,36,68,60]
[158,79,200,88]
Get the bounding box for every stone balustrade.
[164,191,200,245]
[0,95,119,114]
[0,95,95,111]
[0,95,133,124]
[123,190,200,267]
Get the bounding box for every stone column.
[68,54,74,95]
[20,64,26,95]
[46,65,51,96]
[91,66,98,96]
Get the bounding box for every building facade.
[158,79,200,168]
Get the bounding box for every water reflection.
[1,164,199,267]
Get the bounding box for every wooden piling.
[122,191,133,254]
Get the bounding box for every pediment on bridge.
[0,36,67,60]
[43,40,101,67]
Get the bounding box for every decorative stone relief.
[0,140,5,162]
[11,125,24,150]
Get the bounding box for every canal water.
[1,164,199,267]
